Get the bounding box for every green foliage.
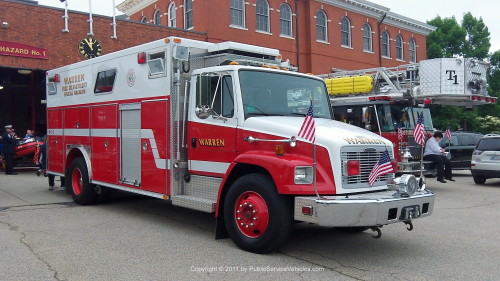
[426,13,498,133]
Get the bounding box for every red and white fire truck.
[319,58,496,175]
[46,37,434,253]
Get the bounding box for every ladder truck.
[318,58,496,175]
[45,37,435,253]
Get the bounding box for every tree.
[426,16,466,59]
[462,12,490,60]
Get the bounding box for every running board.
[171,195,216,213]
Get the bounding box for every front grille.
[341,147,394,188]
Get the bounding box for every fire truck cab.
[46,37,435,253]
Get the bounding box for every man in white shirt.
[423,131,454,183]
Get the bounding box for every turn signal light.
[423,99,431,104]
[486,98,491,103]
[302,205,313,216]
[493,98,497,103]
[275,145,285,156]
[347,160,360,176]
[138,52,146,64]
[477,96,483,101]
[471,96,477,101]
[174,38,181,43]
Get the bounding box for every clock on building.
[78,37,103,59]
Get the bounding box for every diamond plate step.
[171,195,216,213]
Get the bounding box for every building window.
[363,23,372,52]
[256,0,269,32]
[140,16,147,23]
[396,34,403,60]
[280,3,292,37]
[154,9,161,25]
[230,0,245,28]
[341,17,351,47]
[316,10,327,42]
[168,2,176,27]
[184,0,193,29]
[409,38,416,62]
[382,31,390,57]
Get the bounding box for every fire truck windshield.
[377,105,434,132]
[239,70,332,120]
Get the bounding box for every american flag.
[397,122,403,141]
[413,112,425,146]
[445,125,452,141]
[368,149,394,186]
[298,102,316,143]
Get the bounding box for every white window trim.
[316,40,330,45]
[279,3,293,37]
[341,45,353,50]
[363,50,375,54]
[316,10,328,42]
[229,25,248,31]
[230,0,246,29]
[256,0,270,33]
[255,30,272,35]
[279,34,295,40]
[168,2,176,28]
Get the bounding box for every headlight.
[399,174,418,196]
[294,166,313,184]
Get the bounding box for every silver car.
[471,135,500,184]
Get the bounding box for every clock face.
[78,37,103,59]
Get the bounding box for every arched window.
[168,2,176,27]
[154,9,161,25]
[316,10,327,42]
[382,31,390,57]
[184,0,193,29]
[230,0,245,27]
[140,16,147,23]
[341,17,351,47]
[409,38,416,62]
[396,34,403,60]
[280,3,292,37]
[256,0,269,32]
[363,23,372,52]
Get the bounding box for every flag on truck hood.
[445,125,452,141]
[414,112,425,146]
[298,102,316,143]
[368,149,394,186]
[397,122,403,141]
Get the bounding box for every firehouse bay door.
[120,103,141,186]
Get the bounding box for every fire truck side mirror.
[361,107,368,123]
[195,105,212,119]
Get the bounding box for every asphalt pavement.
[1,168,500,280]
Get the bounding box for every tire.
[336,227,370,233]
[69,157,96,205]
[473,176,486,185]
[224,173,292,254]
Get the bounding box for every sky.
[34,0,500,54]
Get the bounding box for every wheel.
[336,227,370,233]
[69,157,96,205]
[224,174,292,254]
[473,176,486,184]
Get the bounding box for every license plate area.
[400,205,421,220]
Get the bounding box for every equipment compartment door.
[91,104,118,184]
[47,109,64,173]
[140,100,168,194]
[120,104,141,186]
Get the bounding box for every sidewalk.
[0,169,72,209]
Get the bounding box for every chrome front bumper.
[294,189,434,227]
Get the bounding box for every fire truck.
[318,58,496,175]
[45,37,434,254]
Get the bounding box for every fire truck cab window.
[196,75,234,119]
[94,69,117,94]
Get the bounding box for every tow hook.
[370,226,382,239]
[404,220,413,231]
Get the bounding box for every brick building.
[0,0,206,136]
[0,0,435,136]
[117,0,436,73]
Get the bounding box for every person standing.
[2,125,17,175]
[37,141,65,190]
[423,131,454,183]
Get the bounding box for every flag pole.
[87,0,94,36]
[62,0,69,32]
[111,0,117,39]
[419,109,424,179]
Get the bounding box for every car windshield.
[376,105,433,132]
[476,138,500,151]
[238,70,332,120]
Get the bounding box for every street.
[1,169,500,280]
